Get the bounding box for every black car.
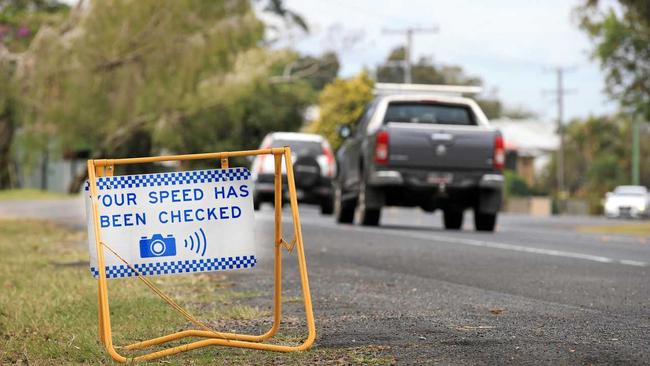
[251,132,336,214]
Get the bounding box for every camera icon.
[139,234,177,258]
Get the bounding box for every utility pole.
[556,68,566,197]
[383,26,438,83]
[632,116,640,185]
[544,66,576,198]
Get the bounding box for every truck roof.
[374,82,482,97]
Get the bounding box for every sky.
[272,0,617,122]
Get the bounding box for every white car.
[604,185,650,219]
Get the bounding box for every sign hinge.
[278,237,296,253]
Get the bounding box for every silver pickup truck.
[334,92,504,231]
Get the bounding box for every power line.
[382,26,439,83]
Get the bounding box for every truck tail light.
[494,134,505,171]
[375,130,389,165]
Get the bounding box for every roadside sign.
[84,167,256,279]
[86,148,315,362]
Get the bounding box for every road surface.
[1,198,648,364]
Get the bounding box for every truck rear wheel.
[474,212,497,232]
[443,209,464,230]
[358,208,381,226]
[355,181,381,226]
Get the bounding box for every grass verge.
[0,220,395,365]
[0,189,77,201]
[577,222,650,237]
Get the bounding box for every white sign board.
[84,167,256,280]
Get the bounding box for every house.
[490,118,559,186]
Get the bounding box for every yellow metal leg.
[283,148,317,349]
[270,153,284,336]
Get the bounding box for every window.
[383,102,476,125]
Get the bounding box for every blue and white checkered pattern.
[90,255,257,279]
[84,167,251,191]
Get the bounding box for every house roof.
[490,118,559,156]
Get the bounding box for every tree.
[0,0,69,188]
[14,0,315,192]
[269,51,340,90]
[540,114,650,212]
[306,72,374,150]
[503,169,531,199]
[0,61,14,188]
[158,49,315,157]
[293,51,340,91]
[576,0,650,119]
[17,1,264,181]
[259,0,309,32]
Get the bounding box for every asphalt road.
[2,198,649,365]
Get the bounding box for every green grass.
[0,189,77,201]
[578,223,650,236]
[0,220,395,365]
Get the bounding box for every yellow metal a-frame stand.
[87,147,315,362]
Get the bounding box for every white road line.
[420,234,615,263]
[380,228,647,267]
[260,212,648,268]
[619,259,648,267]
